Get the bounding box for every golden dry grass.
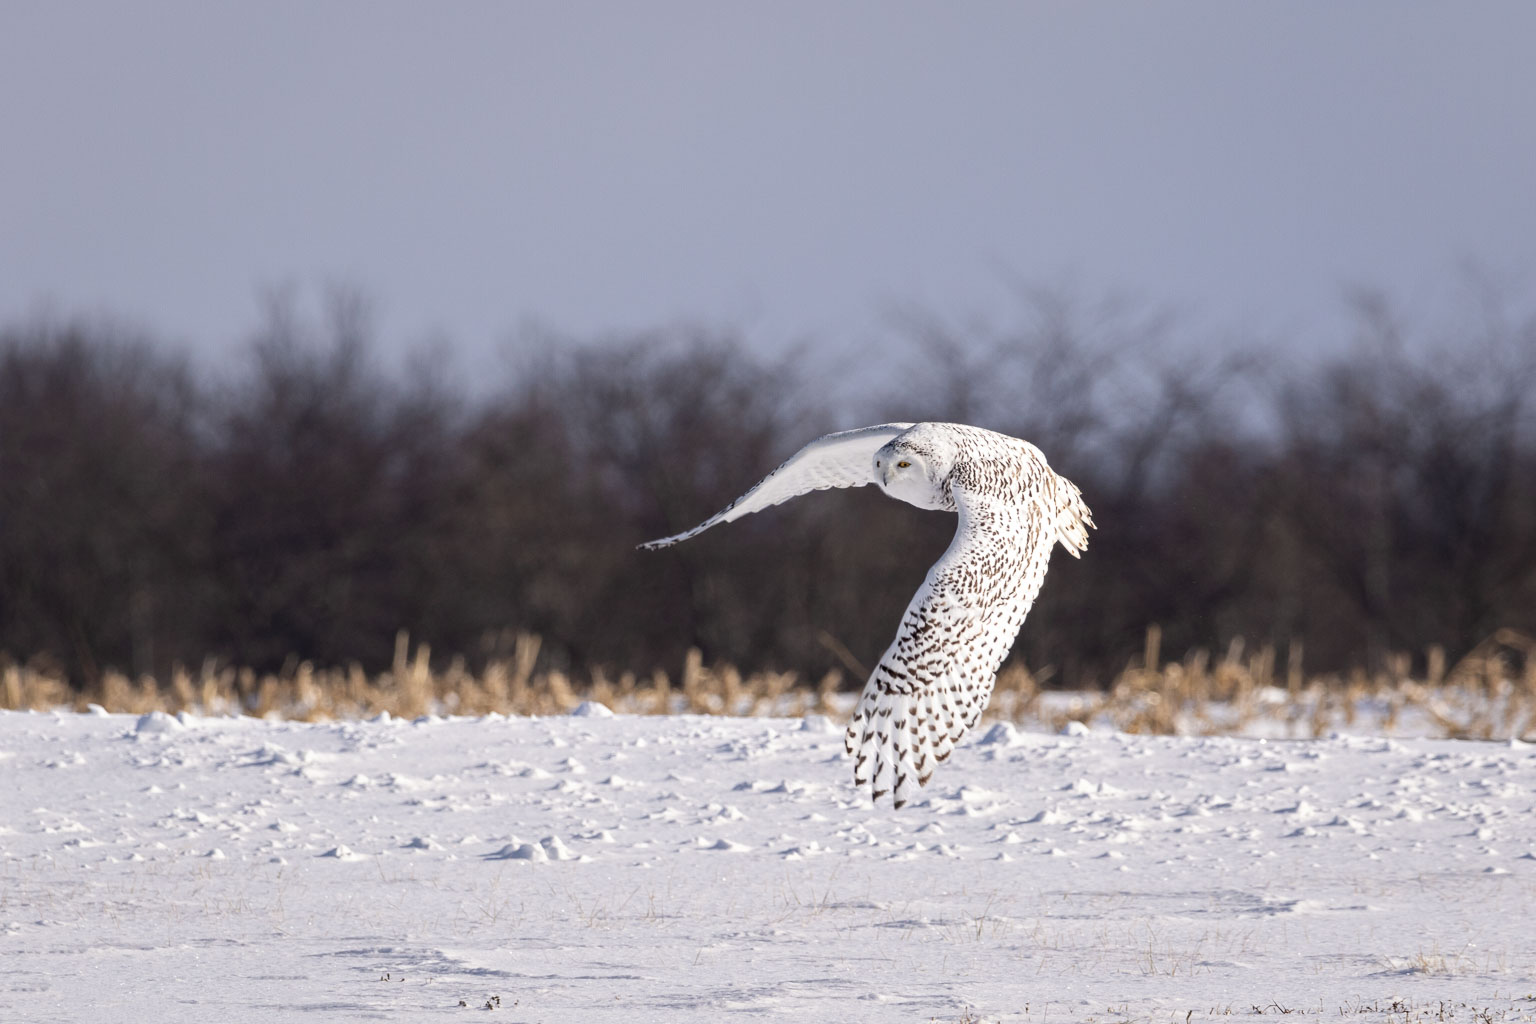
[1,632,840,722]
[4,627,1534,741]
[1045,626,1536,741]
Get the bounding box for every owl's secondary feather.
[640,421,1092,808]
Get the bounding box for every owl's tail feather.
[846,674,985,809]
[1051,471,1095,558]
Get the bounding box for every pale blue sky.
[2,1,1533,368]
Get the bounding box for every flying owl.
[641,422,1093,808]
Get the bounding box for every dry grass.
[0,632,844,722]
[1075,626,1536,741]
[3,627,1535,741]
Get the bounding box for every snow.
[3,709,1535,1023]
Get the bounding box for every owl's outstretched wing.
[845,467,1062,808]
[638,423,914,550]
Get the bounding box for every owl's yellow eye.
[897,461,911,469]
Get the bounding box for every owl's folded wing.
[638,422,915,550]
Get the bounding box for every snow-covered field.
[3,707,1535,1023]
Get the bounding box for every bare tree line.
[2,288,1534,690]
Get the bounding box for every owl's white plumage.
[641,421,1093,808]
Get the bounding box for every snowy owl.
[641,422,1093,808]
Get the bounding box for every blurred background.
[3,2,1535,704]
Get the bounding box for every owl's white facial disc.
[874,444,943,510]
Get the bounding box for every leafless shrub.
[4,283,1536,696]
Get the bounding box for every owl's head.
[873,437,948,510]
